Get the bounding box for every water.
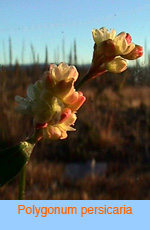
[64,161,107,180]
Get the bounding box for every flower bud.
[93,39,116,61]
[121,45,143,60]
[92,27,116,44]
[106,57,127,73]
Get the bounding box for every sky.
[0,0,150,65]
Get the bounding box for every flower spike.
[15,63,86,140]
[80,27,143,82]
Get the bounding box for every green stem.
[18,129,42,200]
[18,165,26,200]
[27,129,43,144]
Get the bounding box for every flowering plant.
[0,26,143,199]
[77,27,143,87]
[15,63,86,141]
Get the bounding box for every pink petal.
[55,79,74,99]
[125,33,132,44]
[59,108,72,123]
[69,92,86,112]
[36,122,48,129]
[63,92,79,104]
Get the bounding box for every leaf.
[0,141,35,187]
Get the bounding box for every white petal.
[15,95,25,103]
[123,43,135,55]
[107,57,127,73]
[58,62,69,71]
[35,80,43,91]
[50,64,57,71]
[27,84,40,100]
[59,113,77,131]
[15,95,31,106]
[63,65,78,82]
[110,29,116,40]
[92,29,103,44]
[114,33,127,55]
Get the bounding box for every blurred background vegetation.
[1,39,150,200]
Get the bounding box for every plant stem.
[27,129,43,144]
[76,72,91,90]
[17,130,42,200]
[18,165,26,200]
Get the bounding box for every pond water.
[63,160,107,180]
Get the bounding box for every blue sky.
[0,0,150,65]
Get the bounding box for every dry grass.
[1,160,150,200]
